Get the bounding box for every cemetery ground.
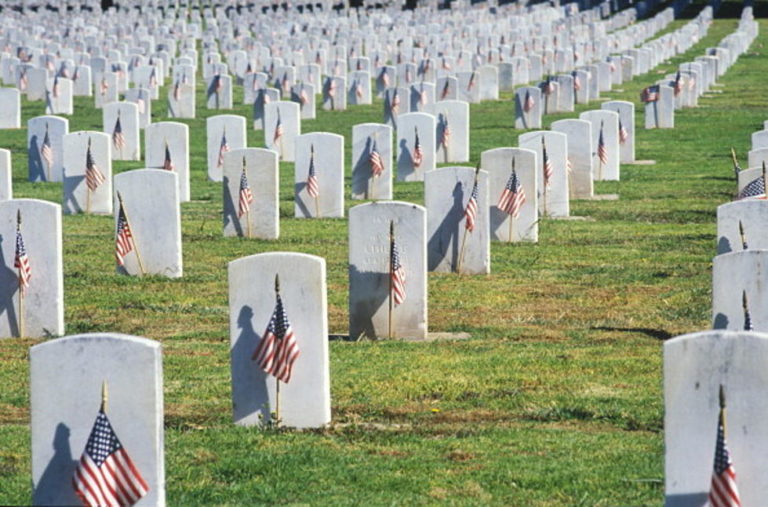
[0,15,764,505]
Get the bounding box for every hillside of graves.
[0,11,765,505]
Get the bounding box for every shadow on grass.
[591,326,673,341]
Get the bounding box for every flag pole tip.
[719,384,725,408]
[101,380,109,413]
[275,273,280,293]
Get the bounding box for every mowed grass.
[0,11,763,504]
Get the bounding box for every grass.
[0,10,764,505]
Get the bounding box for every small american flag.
[217,131,230,168]
[369,140,384,177]
[405,66,413,84]
[162,143,174,171]
[136,98,146,115]
[708,390,741,507]
[40,126,53,169]
[441,57,452,71]
[523,90,535,113]
[273,111,284,144]
[380,68,390,88]
[641,86,659,103]
[148,67,158,89]
[173,80,181,101]
[14,217,31,295]
[440,79,450,100]
[72,66,79,82]
[354,80,364,99]
[99,76,108,96]
[298,86,309,107]
[307,146,319,198]
[85,139,106,192]
[440,116,451,149]
[52,76,60,98]
[46,58,55,72]
[573,73,581,91]
[543,139,553,188]
[19,70,28,91]
[281,73,290,93]
[327,77,336,98]
[673,70,682,97]
[498,166,526,218]
[115,199,134,266]
[467,71,476,91]
[238,163,253,218]
[464,177,479,232]
[391,90,400,115]
[412,128,423,169]
[213,74,222,94]
[72,409,149,507]
[418,85,427,106]
[619,119,629,144]
[390,229,406,305]
[252,291,301,383]
[542,78,555,96]
[112,116,126,152]
[597,123,608,165]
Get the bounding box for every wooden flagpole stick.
[311,145,320,217]
[45,123,52,182]
[101,380,108,413]
[388,221,394,340]
[719,384,726,434]
[16,210,24,338]
[86,138,92,214]
[508,158,515,243]
[242,157,252,238]
[444,114,450,163]
[730,147,740,179]
[369,134,376,200]
[117,192,146,276]
[274,273,281,424]
[457,164,480,274]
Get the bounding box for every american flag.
[390,90,400,115]
[688,75,696,91]
[390,229,406,305]
[673,70,682,96]
[543,139,553,188]
[217,131,230,168]
[40,126,53,169]
[298,86,309,107]
[85,139,106,192]
[148,67,158,89]
[213,74,222,94]
[112,116,126,152]
[597,123,608,165]
[441,57,452,70]
[573,73,581,91]
[72,409,149,507]
[542,78,555,96]
[99,76,108,96]
[281,73,290,93]
[380,68,390,88]
[498,166,526,218]
[252,291,301,383]
[440,116,451,149]
[738,175,766,199]
[273,111,284,145]
[418,85,427,106]
[708,390,741,507]
[354,79,364,99]
[52,76,60,98]
[523,90,535,113]
[464,177,479,232]
[59,63,70,79]
[115,199,134,266]
[405,66,413,84]
[467,71,476,91]
[440,79,450,100]
[641,86,659,103]
[742,290,752,330]
[72,66,79,82]
[369,139,384,177]
[411,128,423,169]
[238,163,253,218]
[14,217,31,295]
[306,146,319,198]
[327,77,336,98]
[136,98,146,115]
[19,70,28,91]
[46,58,55,72]
[618,119,629,144]
[162,143,174,171]
[172,80,181,101]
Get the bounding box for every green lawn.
[0,11,763,505]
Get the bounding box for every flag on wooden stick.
[217,129,230,168]
[390,225,406,305]
[597,121,608,165]
[307,145,319,198]
[412,127,423,169]
[14,212,31,295]
[369,139,384,178]
[238,158,253,218]
[115,199,134,267]
[85,138,106,191]
[252,275,301,383]
[708,386,741,507]
[40,124,53,169]
[112,115,126,152]
[498,162,526,218]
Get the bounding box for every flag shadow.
[428,181,465,271]
[222,176,245,237]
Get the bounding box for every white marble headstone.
[551,119,594,199]
[207,114,247,182]
[28,115,68,182]
[223,148,279,239]
[351,123,393,201]
[265,102,300,162]
[0,149,11,201]
[482,147,538,242]
[519,131,570,217]
[62,131,112,215]
[145,122,189,202]
[515,87,542,130]
[103,102,140,161]
[602,100,635,163]
[579,109,620,181]
[0,88,21,129]
[396,112,436,182]
[294,132,344,218]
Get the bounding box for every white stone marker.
[482,147,538,242]
[664,330,768,505]
[167,77,195,119]
[291,82,316,120]
[113,170,182,278]
[425,167,490,274]
[31,333,165,506]
[436,76,458,102]
[351,123,393,201]
[519,131,570,217]
[580,109,620,181]
[124,88,151,129]
[207,114,247,182]
[62,131,112,215]
[478,65,499,100]
[265,102,300,162]
[0,199,63,338]
[515,87,543,130]
[396,112,436,182]
[0,149,11,201]
[252,88,281,130]
[551,119,594,199]
[207,73,233,109]
[145,122,190,202]
[294,132,344,218]
[748,148,768,170]
[384,87,410,128]
[323,76,346,111]
[71,65,92,96]
[456,71,481,103]
[644,84,675,129]
[223,148,279,239]
[602,100,635,164]
[348,71,372,105]
[348,201,428,340]
[713,250,768,331]
[94,72,119,109]
[103,102,140,161]
[45,77,73,116]
[716,200,768,254]
[229,252,330,429]
[429,100,469,163]
[0,88,21,129]
[28,115,68,182]
[409,82,435,113]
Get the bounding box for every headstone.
[410,82,435,113]
[0,88,21,129]
[291,83,316,120]
[207,115,247,182]
[265,102,300,162]
[351,123,393,201]
[482,147,538,242]
[323,76,346,111]
[62,131,112,215]
[228,252,330,429]
[580,109,620,181]
[383,87,410,128]
[396,112,436,182]
[28,115,68,182]
[45,77,73,116]
[124,88,152,129]
[748,148,768,170]
[145,122,190,202]
[103,102,140,161]
[294,132,344,218]
[30,333,165,506]
[375,66,396,96]
[223,148,279,239]
[751,130,768,151]
[113,170,182,278]
[664,330,768,505]
[435,76,458,102]
[425,167,490,274]
[71,65,92,96]
[519,131,570,217]
[429,100,469,163]
[348,201,427,340]
[252,88,280,130]
[206,73,233,109]
[555,74,575,112]
[456,71,481,103]
[514,86,542,130]
[0,199,63,338]
[243,72,268,105]
[348,71,372,105]
[644,84,675,129]
[602,100,636,163]
[573,69,589,104]
[716,200,768,254]
[94,72,119,109]
[551,119,594,199]
[0,149,11,200]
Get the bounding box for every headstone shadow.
[28,135,46,182]
[397,139,414,181]
[0,235,20,336]
[232,305,270,423]
[349,264,389,339]
[33,422,78,505]
[428,181,464,270]
[222,176,244,236]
